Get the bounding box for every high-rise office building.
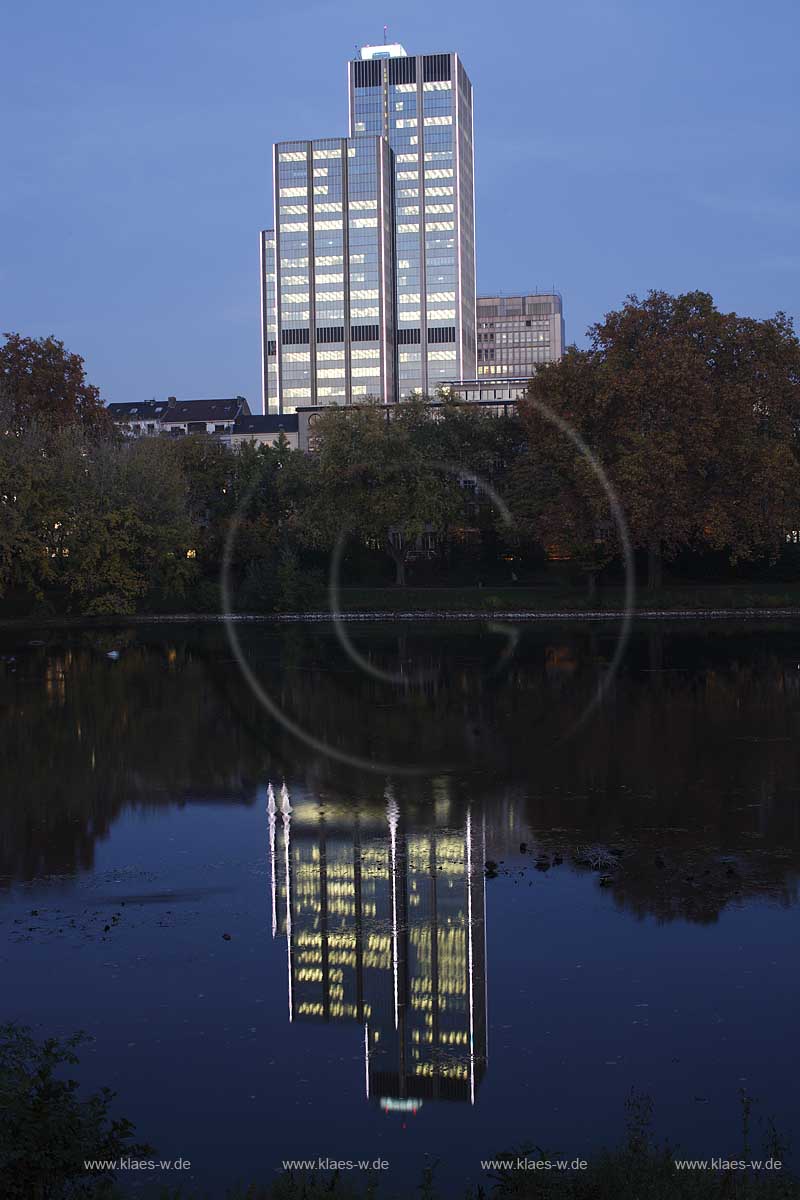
[349,46,476,397]
[260,136,396,413]
[260,43,477,413]
[476,293,565,379]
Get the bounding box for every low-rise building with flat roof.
[438,377,531,403]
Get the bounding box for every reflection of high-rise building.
[269,787,487,1108]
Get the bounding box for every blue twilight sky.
[1,0,798,408]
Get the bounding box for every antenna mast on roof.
[384,24,388,43]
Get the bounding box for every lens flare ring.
[219,398,636,771]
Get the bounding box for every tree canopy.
[3,296,800,616]
[307,398,513,585]
[0,333,112,436]
[520,290,800,587]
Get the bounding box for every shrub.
[0,1023,150,1199]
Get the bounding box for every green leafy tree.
[55,437,196,614]
[0,397,60,602]
[429,393,523,482]
[175,435,231,542]
[0,405,196,614]
[429,397,527,567]
[205,437,321,611]
[309,400,467,586]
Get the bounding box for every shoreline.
[1,606,800,630]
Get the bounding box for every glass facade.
[348,50,477,397]
[260,231,278,412]
[260,45,477,412]
[261,137,395,413]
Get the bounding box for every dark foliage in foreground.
[160,1092,798,1198]
[2,1024,795,1199]
[0,1023,151,1199]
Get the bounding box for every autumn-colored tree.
[0,333,112,436]
[507,350,615,596]
[521,291,800,588]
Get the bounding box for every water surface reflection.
[270,788,487,1110]
[1,623,800,1192]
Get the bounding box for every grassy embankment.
[335,581,800,613]
[3,581,800,628]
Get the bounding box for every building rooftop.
[359,42,407,59]
[107,401,169,419]
[477,294,562,312]
[108,398,249,423]
[477,293,562,301]
[160,398,246,423]
[233,414,298,434]
[442,378,532,387]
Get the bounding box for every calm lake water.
[1,621,799,1197]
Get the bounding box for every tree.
[0,406,196,615]
[171,435,322,613]
[56,436,196,614]
[309,400,467,586]
[0,392,58,602]
[508,350,615,597]
[428,393,523,482]
[522,291,800,589]
[0,333,112,437]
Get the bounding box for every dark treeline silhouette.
[3,290,800,616]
